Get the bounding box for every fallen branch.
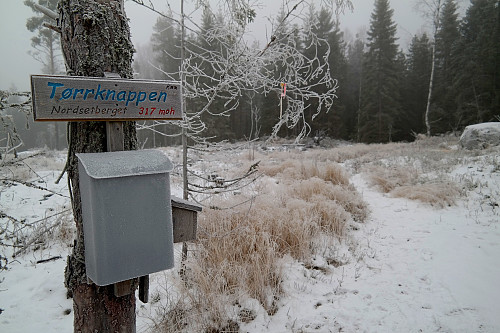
[36,256,62,264]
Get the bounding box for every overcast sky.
[0,0,466,92]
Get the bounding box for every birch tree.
[415,0,444,136]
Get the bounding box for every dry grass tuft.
[322,163,350,186]
[259,159,298,177]
[391,183,460,207]
[312,200,350,236]
[52,208,75,246]
[194,206,283,311]
[307,144,376,163]
[262,160,350,187]
[289,178,368,223]
[365,165,416,193]
[359,135,465,207]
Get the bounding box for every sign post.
[31,74,182,121]
[31,73,184,303]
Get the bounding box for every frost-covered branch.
[0,91,32,159]
[133,0,343,201]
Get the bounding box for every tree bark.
[59,0,138,332]
[424,0,442,137]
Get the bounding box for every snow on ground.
[0,153,73,332]
[241,170,500,333]
[1,142,499,332]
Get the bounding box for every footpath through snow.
[243,173,500,333]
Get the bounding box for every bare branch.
[0,179,70,198]
[33,3,58,21]
[43,22,62,33]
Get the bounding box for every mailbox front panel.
[78,154,174,286]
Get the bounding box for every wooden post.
[103,72,143,300]
[106,120,137,299]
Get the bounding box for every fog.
[0,0,465,92]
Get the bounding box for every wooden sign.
[31,75,182,121]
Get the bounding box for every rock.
[459,122,500,149]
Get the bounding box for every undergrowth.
[151,149,368,332]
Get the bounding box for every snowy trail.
[244,173,500,333]
[345,174,499,332]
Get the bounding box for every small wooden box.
[171,196,202,243]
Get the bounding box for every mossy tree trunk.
[58,0,138,332]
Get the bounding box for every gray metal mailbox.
[77,149,174,286]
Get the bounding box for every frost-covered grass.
[1,136,499,333]
[146,146,367,332]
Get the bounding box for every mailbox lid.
[76,149,173,179]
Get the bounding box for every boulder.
[459,122,500,149]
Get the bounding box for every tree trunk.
[425,42,436,137]
[59,0,138,332]
[425,0,442,137]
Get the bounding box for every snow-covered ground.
[246,172,500,332]
[1,139,499,332]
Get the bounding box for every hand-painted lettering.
[137,92,147,105]
[94,84,106,100]
[73,88,84,99]
[84,89,94,99]
[158,92,167,103]
[61,88,72,100]
[47,82,64,98]
[117,91,126,101]
[126,91,137,106]
[43,80,179,116]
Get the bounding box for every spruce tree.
[359,0,401,143]
[146,14,182,147]
[345,37,365,141]
[151,13,181,81]
[434,0,460,132]
[392,50,407,141]
[453,0,500,126]
[327,20,348,139]
[195,7,234,140]
[436,0,460,86]
[402,34,432,137]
